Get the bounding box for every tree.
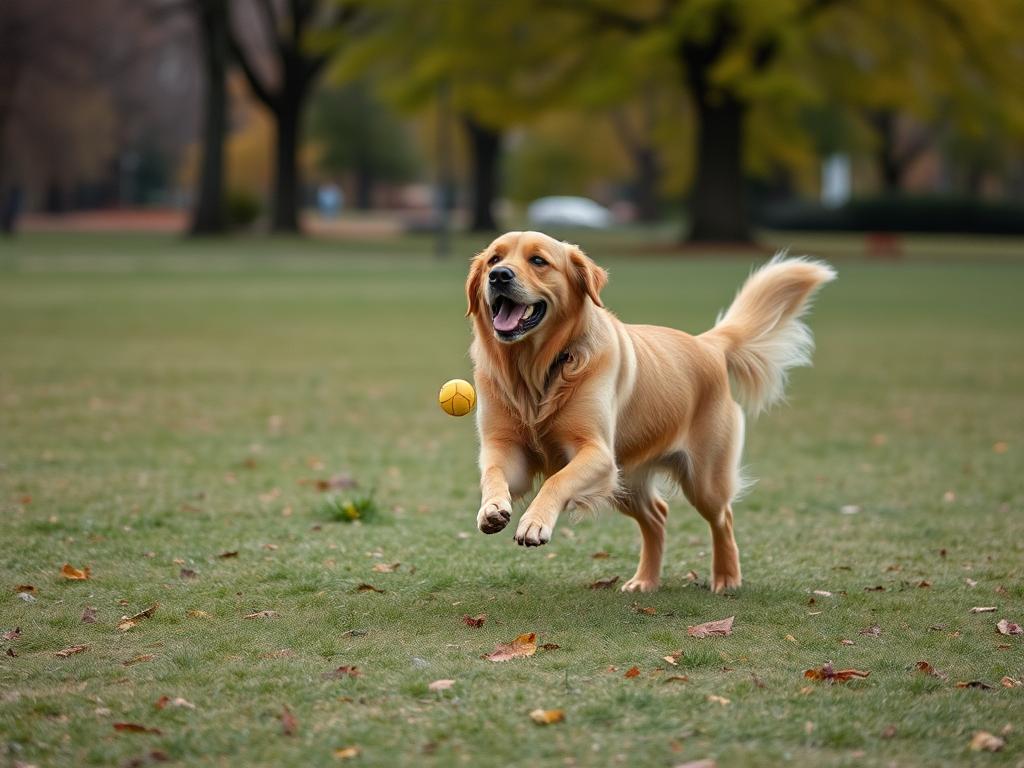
[228,0,359,233]
[190,0,230,234]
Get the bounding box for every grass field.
[1,232,1022,768]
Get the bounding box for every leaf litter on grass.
[482,633,537,662]
[804,663,870,683]
[687,616,734,638]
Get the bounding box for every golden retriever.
[465,231,835,593]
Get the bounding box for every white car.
[527,196,612,229]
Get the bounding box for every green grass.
[1,232,1022,768]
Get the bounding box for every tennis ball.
[439,378,476,417]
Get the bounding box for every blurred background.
[2,0,1023,245]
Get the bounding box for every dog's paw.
[477,498,512,534]
[621,576,659,593]
[710,572,742,594]
[513,516,552,547]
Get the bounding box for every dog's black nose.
[489,266,515,285]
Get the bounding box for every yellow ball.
[438,378,476,417]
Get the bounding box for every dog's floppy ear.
[568,244,608,308]
[465,252,486,317]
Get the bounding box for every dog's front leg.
[514,441,617,546]
[477,439,529,534]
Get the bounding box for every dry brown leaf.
[685,570,700,583]
[996,619,1022,636]
[2,627,20,641]
[540,643,560,651]
[687,616,734,638]
[81,606,98,624]
[55,644,88,657]
[915,661,948,680]
[372,562,400,573]
[970,606,997,613]
[117,619,138,632]
[243,610,280,620]
[1000,676,1022,688]
[61,563,91,580]
[333,746,360,760]
[113,722,162,734]
[918,580,932,588]
[355,583,384,593]
[529,708,565,725]
[993,441,1009,454]
[179,568,197,579]
[218,550,239,559]
[123,654,155,666]
[483,633,537,662]
[591,551,610,559]
[6,648,16,657]
[864,585,885,592]
[803,663,870,683]
[785,634,797,643]
[635,605,656,616]
[955,680,993,690]
[462,614,486,628]
[14,584,36,593]
[154,696,195,710]
[839,639,855,646]
[881,725,897,739]
[187,610,211,619]
[664,674,690,683]
[663,652,681,666]
[118,604,159,631]
[322,665,361,680]
[428,679,454,692]
[859,625,882,637]
[707,694,730,706]
[970,731,1005,752]
[624,666,641,678]
[280,707,298,736]
[588,576,619,589]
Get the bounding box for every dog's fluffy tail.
[702,254,836,415]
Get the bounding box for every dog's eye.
[487,254,501,266]
[529,255,548,267]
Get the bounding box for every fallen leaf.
[529,708,565,725]
[635,605,656,616]
[6,648,16,657]
[965,578,978,588]
[915,661,948,680]
[154,696,195,710]
[955,680,993,690]
[1000,676,1022,688]
[803,663,870,683]
[355,583,384,593]
[123,654,155,666]
[483,633,537,662]
[687,616,734,638]
[785,634,797,643]
[333,746,360,760]
[540,643,560,651]
[179,569,197,579]
[428,679,454,692]
[14,584,36,593]
[664,674,690,683]
[372,562,400,573]
[996,619,1022,636]
[462,614,486,628]
[322,665,361,680]
[186,610,211,619]
[2,627,21,641]
[55,644,88,657]
[588,576,619,589]
[707,695,730,706]
[839,639,855,646]
[243,610,280,620]
[61,563,91,580]
[218,551,238,559]
[864,585,885,592]
[663,652,682,666]
[750,673,766,689]
[970,731,1005,752]
[280,707,298,736]
[881,725,897,739]
[81,606,98,623]
[918,580,932,588]
[113,723,162,735]
[341,629,367,638]
[118,604,159,631]
[685,570,700,582]
[859,624,882,637]
[812,590,833,597]
[624,666,641,678]
[592,551,610,559]
[970,606,997,613]
[995,584,1009,595]
[993,441,1009,454]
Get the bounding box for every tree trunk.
[270,96,301,233]
[463,116,501,232]
[632,146,661,222]
[687,91,750,243]
[354,163,373,210]
[190,0,228,236]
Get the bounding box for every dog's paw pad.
[513,519,551,547]
[477,500,512,534]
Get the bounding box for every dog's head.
[465,231,607,344]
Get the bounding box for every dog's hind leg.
[674,402,745,593]
[615,470,669,593]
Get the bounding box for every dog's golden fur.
[467,231,835,592]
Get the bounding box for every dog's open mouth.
[491,297,547,340]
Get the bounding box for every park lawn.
[1,232,1022,768]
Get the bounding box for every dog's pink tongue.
[493,301,527,332]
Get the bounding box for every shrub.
[226,189,262,229]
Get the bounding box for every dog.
[465,231,835,593]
